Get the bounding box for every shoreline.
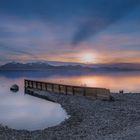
[0,91,140,140]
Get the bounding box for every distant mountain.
[0,62,85,71]
[0,62,53,71]
[45,61,83,66]
[91,63,140,71]
[0,62,140,71]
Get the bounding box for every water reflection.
[0,77,68,130]
[0,71,140,93]
[30,72,140,93]
[0,71,139,130]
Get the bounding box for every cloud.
[0,43,37,58]
[0,0,140,64]
[71,0,140,45]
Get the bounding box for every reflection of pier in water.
[25,79,112,101]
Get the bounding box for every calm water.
[0,71,140,130]
[0,72,69,130]
[0,71,140,92]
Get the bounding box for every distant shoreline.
[0,69,140,72]
[0,62,140,72]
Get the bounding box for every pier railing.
[24,79,112,101]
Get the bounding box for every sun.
[81,53,95,64]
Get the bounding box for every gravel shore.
[0,90,140,140]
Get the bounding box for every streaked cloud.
[0,0,140,64]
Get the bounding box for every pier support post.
[40,82,42,90]
[72,87,75,95]
[52,84,54,92]
[45,84,48,91]
[58,85,61,93]
[83,88,86,96]
[65,86,67,95]
[24,79,112,101]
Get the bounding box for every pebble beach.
[0,90,140,140]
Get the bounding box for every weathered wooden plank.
[66,86,73,95]
[24,79,112,101]
[60,85,66,94]
[74,87,84,96]
[53,84,60,93]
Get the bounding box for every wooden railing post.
[24,80,27,94]
[27,81,29,87]
[52,84,54,92]
[34,81,36,89]
[40,82,42,90]
[72,87,75,95]
[35,81,37,89]
[30,81,31,88]
[24,79,111,101]
[58,85,60,93]
[31,81,33,88]
[65,86,67,95]
[45,83,48,91]
[83,88,86,96]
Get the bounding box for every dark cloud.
[0,0,140,46]
[71,0,140,45]
[0,0,139,26]
[0,0,89,21]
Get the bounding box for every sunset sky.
[0,0,140,65]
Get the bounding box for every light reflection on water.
[0,71,139,130]
[0,71,140,92]
[26,71,140,93]
[45,73,140,93]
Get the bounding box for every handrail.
[24,79,112,101]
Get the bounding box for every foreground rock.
[10,84,19,92]
[0,91,140,140]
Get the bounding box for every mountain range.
[0,62,140,71]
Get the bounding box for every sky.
[0,0,140,65]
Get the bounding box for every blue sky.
[0,0,140,64]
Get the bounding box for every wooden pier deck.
[24,79,113,101]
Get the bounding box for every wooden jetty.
[24,79,113,101]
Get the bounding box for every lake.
[1,70,138,92]
[0,70,140,130]
[0,71,70,130]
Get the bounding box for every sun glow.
[81,53,95,64]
